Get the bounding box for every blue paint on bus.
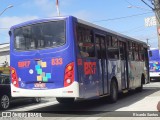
[10,16,148,102]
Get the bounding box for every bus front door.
[95,34,108,95]
[120,42,128,90]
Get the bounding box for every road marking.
[9,101,58,111]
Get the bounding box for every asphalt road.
[2,82,160,120]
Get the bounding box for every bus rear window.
[14,20,65,51]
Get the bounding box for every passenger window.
[128,51,133,60]
[77,25,95,58]
[120,47,125,60]
[112,37,118,47]
[128,41,135,61]
[139,46,144,61]
[108,48,119,59]
[134,52,139,61]
[106,36,112,47]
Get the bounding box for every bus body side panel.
[78,58,99,99]
[120,60,127,90]
[148,49,160,80]
[133,61,145,87]
[128,61,136,88]
[149,60,160,78]
[108,60,122,91]
[10,17,79,97]
[128,61,144,89]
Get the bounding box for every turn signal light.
[11,67,19,88]
[64,62,74,87]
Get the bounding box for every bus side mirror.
[9,31,12,36]
[149,51,152,57]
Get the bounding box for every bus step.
[122,89,128,93]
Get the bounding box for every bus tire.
[56,97,74,104]
[109,80,118,103]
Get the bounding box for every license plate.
[34,83,46,88]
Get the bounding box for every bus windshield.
[14,20,65,51]
[149,49,159,61]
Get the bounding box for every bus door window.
[119,41,128,89]
[95,34,108,94]
[95,37,101,59]
[95,35,102,95]
[101,37,108,94]
[128,41,134,88]
[100,38,107,60]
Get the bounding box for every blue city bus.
[148,48,160,81]
[9,16,149,103]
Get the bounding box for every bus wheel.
[109,80,118,103]
[56,97,74,104]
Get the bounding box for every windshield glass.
[14,20,65,51]
[149,50,159,60]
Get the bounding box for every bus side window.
[108,48,119,59]
[134,44,140,61]
[128,51,133,61]
[120,47,124,60]
[128,41,133,61]
[77,25,95,58]
[139,52,144,61]
[119,41,126,60]
[139,46,144,61]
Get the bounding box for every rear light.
[11,67,19,88]
[64,62,74,87]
